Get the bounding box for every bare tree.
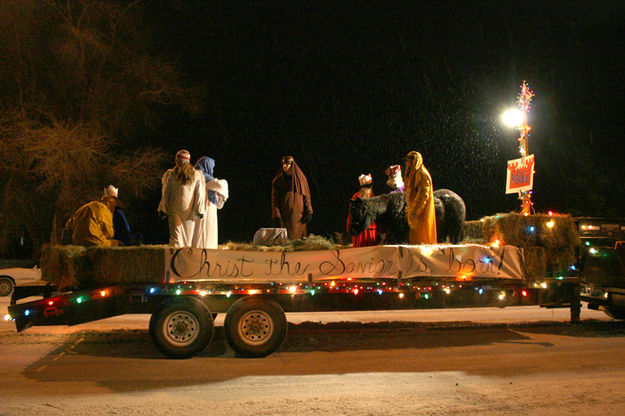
[0,0,200,258]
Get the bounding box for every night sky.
[135,0,625,244]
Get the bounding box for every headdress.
[102,185,118,199]
[175,149,191,163]
[358,173,373,187]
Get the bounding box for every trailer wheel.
[0,276,15,297]
[149,298,214,358]
[224,296,287,358]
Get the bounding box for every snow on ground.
[0,266,41,281]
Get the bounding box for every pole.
[516,81,535,215]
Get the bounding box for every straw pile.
[40,245,166,290]
[462,220,485,243]
[522,246,548,279]
[225,234,338,252]
[479,212,580,277]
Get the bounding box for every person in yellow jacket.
[65,192,121,246]
[404,150,437,244]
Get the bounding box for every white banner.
[164,244,525,283]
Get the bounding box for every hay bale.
[482,212,580,249]
[480,212,580,277]
[84,245,166,286]
[40,245,88,289]
[41,245,166,290]
[545,246,578,277]
[521,245,575,279]
[522,246,547,279]
[462,220,485,243]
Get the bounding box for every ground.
[2,297,625,415]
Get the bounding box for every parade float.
[6,211,586,359]
[6,82,624,358]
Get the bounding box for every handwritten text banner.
[164,244,525,283]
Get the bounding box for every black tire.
[604,307,625,320]
[149,298,214,358]
[224,296,287,358]
[0,276,14,297]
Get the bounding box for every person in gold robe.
[404,151,437,244]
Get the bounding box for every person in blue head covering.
[192,156,229,249]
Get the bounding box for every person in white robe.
[159,149,205,247]
[192,156,228,249]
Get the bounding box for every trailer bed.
[6,244,582,358]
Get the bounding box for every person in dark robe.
[104,185,143,246]
[271,155,313,240]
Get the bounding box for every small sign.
[506,154,535,194]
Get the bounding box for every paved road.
[2,293,624,415]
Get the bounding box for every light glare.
[501,108,524,128]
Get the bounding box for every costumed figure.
[404,151,437,244]
[159,149,205,248]
[192,156,229,249]
[271,155,313,240]
[65,189,121,247]
[385,164,405,194]
[104,185,143,246]
[346,173,378,247]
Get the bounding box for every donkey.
[349,189,466,244]
[348,192,409,244]
[433,189,466,244]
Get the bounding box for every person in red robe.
[346,173,378,247]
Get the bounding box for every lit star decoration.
[516,81,535,215]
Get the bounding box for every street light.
[501,108,524,129]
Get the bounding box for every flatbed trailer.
[6,244,582,358]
